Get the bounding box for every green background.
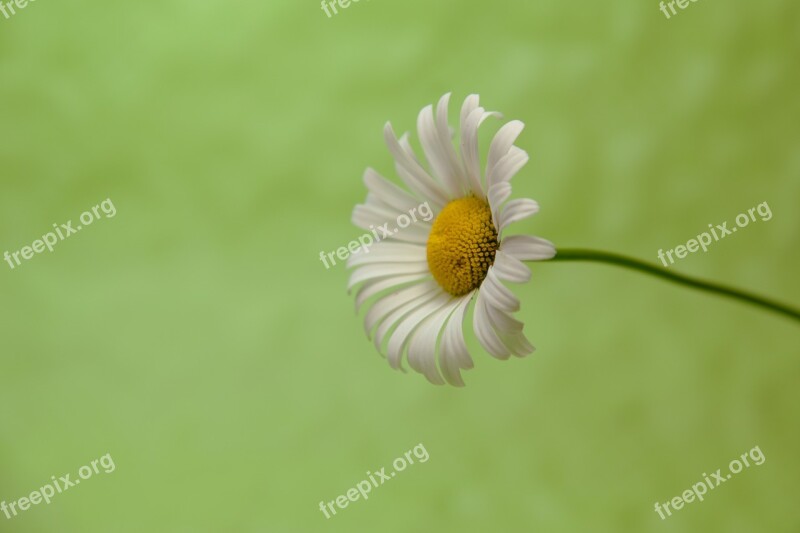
[1,0,798,531]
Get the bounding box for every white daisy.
[347,93,556,386]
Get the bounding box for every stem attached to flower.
[545,248,800,322]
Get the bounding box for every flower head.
[348,94,555,386]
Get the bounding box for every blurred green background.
[1,0,798,531]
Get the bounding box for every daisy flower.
[347,93,555,386]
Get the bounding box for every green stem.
[546,248,800,323]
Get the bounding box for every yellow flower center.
[426,196,499,296]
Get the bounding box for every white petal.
[439,294,475,387]
[473,290,511,359]
[483,298,524,333]
[363,280,439,336]
[488,146,528,186]
[480,286,536,358]
[346,242,426,268]
[500,235,556,261]
[384,123,449,207]
[487,182,512,230]
[407,298,463,385]
[503,331,535,357]
[492,249,531,284]
[480,268,521,313]
[417,104,461,199]
[398,132,424,166]
[352,202,432,233]
[486,120,525,187]
[351,204,431,244]
[355,272,431,312]
[435,93,467,196]
[348,262,430,291]
[387,292,452,370]
[373,286,443,352]
[460,107,501,199]
[363,168,423,214]
[484,303,535,357]
[460,94,481,127]
[498,199,540,233]
[352,201,404,229]
[364,192,393,212]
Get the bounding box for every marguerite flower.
[347,93,555,386]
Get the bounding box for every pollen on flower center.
[426,196,499,297]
